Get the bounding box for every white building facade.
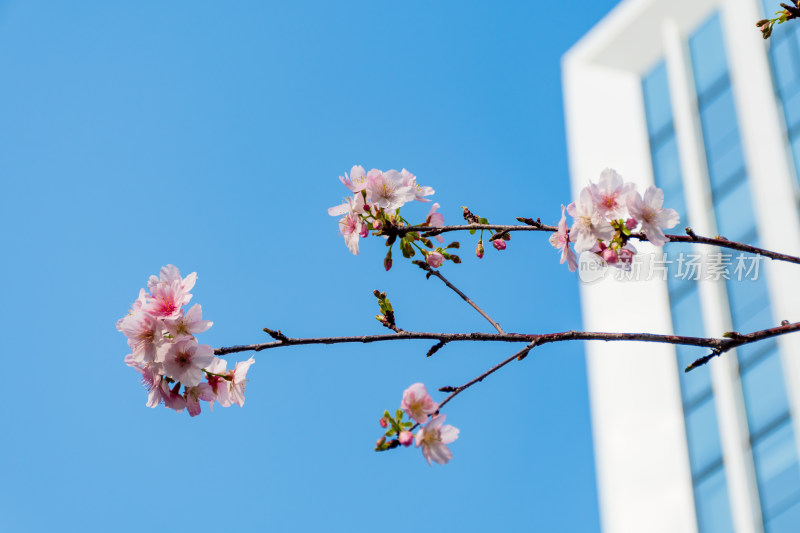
[563,1,800,531]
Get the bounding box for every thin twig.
[437,340,538,412]
[412,260,505,334]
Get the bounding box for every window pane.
[690,15,728,94]
[695,466,734,533]
[742,351,790,437]
[753,420,800,520]
[686,395,724,475]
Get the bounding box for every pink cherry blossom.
[401,168,435,202]
[186,383,216,417]
[567,187,614,252]
[142,280,192,320]
[626,186,679,247]
[365,169,415,211]
[549,205,578,272]
[415,414,459,465]
[327,192,366,217]
[164,304,213,340]
[147,265,197,297]
[118,310,164,364]
[425,203,445,243]
[339,165,371,193]
[425,251,445,268]
[163,338,215,388]
[338,212,363,255]
[589,168,635,220]
[230,357,255,407]
[205,356,231,408]
[401,383,439,425]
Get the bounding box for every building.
[562,1,800,531]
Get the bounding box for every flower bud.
[601,247,618,264]
[399,430,414,447]
[360,224,369,238]
[493,239,506,251]
[379,417,388,428]
[376,436,386,448]
[625,218,637,230]
[476,240,485,259]
[373,220,382,230]
[426,251,445,268]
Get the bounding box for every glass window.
[690,16,728,94]
[741,351,791,437]
[643,61,674,138]
[695,466,734,533]
[752,420,800,520]
[714,179,757,242]
[686,396,724,476]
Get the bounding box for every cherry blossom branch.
[216,320,800,371]
[411,260,506,334]
[393,222,800,265]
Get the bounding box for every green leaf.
[395,409,404,420]
[468,229,476,235]
[478,217,489,224]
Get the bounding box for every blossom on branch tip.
[626,186,679,247]
[416,414,459,465]
[338,213,363,255]
[339,165,371,193]
[402,168,435,202]
[589,168,635,220]
[366,169,415,211]
[567,188,614,252]
[549,205,578,272]
[401,383,439,424]
[163,339,216,388]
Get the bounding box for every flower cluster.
[550,168,679,272]
[376,383,459,465]
[117,265,254,416]
[328,165,459,269]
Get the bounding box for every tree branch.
[391,222,800,265]
[216,321,800,373]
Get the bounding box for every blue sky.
[0,1,623,531]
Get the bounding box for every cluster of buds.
[328,165,459,269]
[462,206,510,258]
[757,2,800,39]
[117,265,254,416]
[549,168,679,272]
[375,383,459,465]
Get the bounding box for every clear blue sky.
[0,1,623,531]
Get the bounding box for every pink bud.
[426,251,445,268]
[493,239,506,251]
[476,241,484,259]
[384,255,393,271]
[360,224,369,238]
[373,220,382,230]
[399,430,414,447]
[625,218,637,230]
[379,417,388,428]
[601,248,618,264]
